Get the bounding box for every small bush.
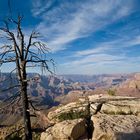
[32,132,40,140]
[107,89,116,96]
[6,133,22,140]
[58,110,87,121]
[5,127,41,140]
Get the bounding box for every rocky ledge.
[40,95,140,140]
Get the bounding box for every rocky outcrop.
[47,95,140,122]
[47,101,88,123]
[92,114,140,140]
[40,119,86,140]
[41,95,140,140]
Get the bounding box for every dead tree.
[0,16,53,140]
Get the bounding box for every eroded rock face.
[40,119,86,140]
[41,95,140,140]
[119,74,140,89]
[101,99,140,115]
[134,73,140,81]
[92,114,140,140]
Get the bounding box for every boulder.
[40,119,86,140]
[40,128,53,140]
[92,114,140,140]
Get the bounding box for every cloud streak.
[60,54,140,74]
[32,0,134,52]
[75,34,140,57]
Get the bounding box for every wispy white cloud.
[31,0,55,17]
[75,41,118,56]
[75,34,140,57]
[63,54,125,66]
[59,33,140,74]
[128,35,140,46]
[31,0,134,52]
[59,54,140,74]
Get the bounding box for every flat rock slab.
[92,114,140,140]
[101,99,140,115]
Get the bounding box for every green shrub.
[32,132,40,140]
[107,89,116,96]
[5,128,40,140]
[58,110,87,121]
[6,133,22,140]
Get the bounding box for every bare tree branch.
[0,95,20,111]
[0,84,20,92]
[29,101,40,111]
[0,15,54,140]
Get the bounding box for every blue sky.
[0,0,140,74]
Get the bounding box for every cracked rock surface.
[92,114,140,140]
[41,95,140,140]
